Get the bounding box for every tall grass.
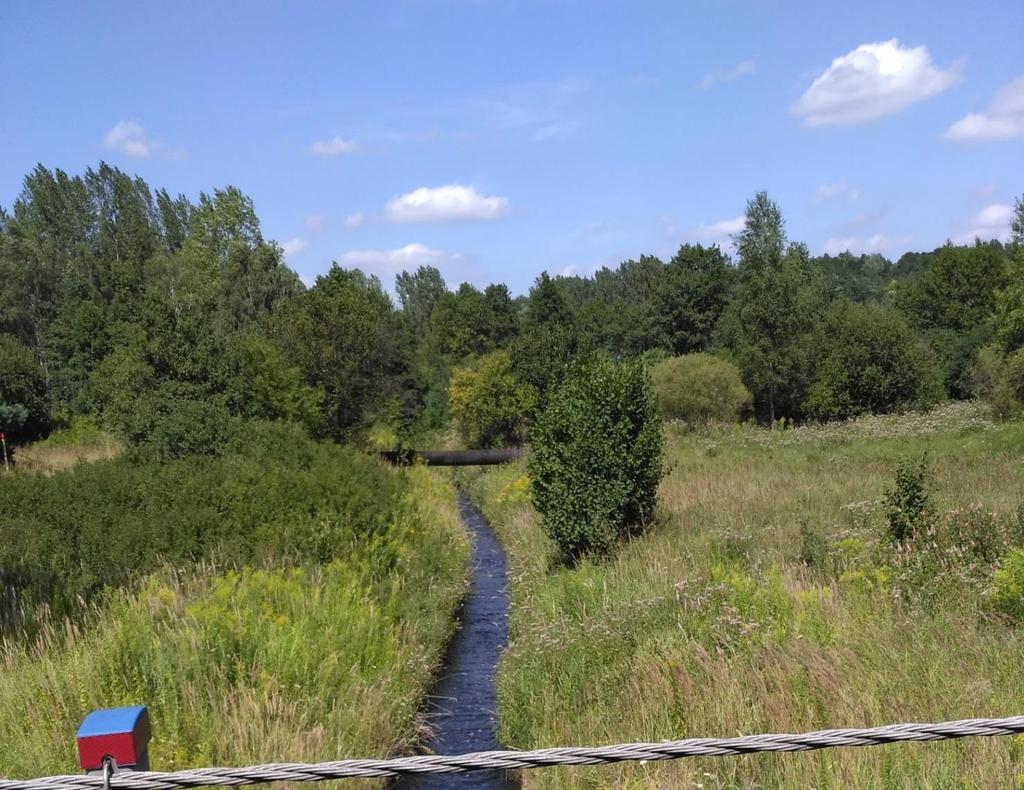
[0,464,468,787]
[11,417,122,474]
[465,402,1024,788]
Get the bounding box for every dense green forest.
[1,162,1023,455]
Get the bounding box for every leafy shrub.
[447,351,537,447]
[798,523,829,569]
[528,357,663,560]
[991,549,1024,620]
[804,301,942,422]
[974,343,1024,418]
[0,334,49,441]
[944,505,1006,564]
[509,322,584,403]
[0,463,467,777]
[0,427,406,635]
[649,353,751,424]
[884,457,932,544]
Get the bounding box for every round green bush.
[528,357,664,560]
[649,353,751,424]
[804,301,943,422]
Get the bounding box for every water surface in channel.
[394,492,517,789]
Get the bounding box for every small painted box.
[77,706,151,772]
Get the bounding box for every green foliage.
[813,252,895,303]
[974,343,1024,418]
[0,425,406,634]
[798,523,829,569]
[569,257,671,356]
[224,334,323,433]
[272,265,406,439]
[656,244,734,354]
[885,457,932,544]
[0,464,467,777]
[525,271,572,328]
[717,196,824,421]
[991,548,1024,621]
[447,351,537,448]
[509,321,585,402]
[428,282,519,359]
[649,353,751,424]
[896,241,1009,397]
[528,358,663,559]
[804,301,943,421]
[994,244,1024,353]
[396,265,447,338]
[1011,194,1024,247]
[0,333,49,439]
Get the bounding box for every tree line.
[1,162,1022,455]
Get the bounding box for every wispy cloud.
[791,39,962,126]
[814,182,861,203]
[385,184,509,223]
[310,136,360,156]
[698,59,757,90]
[281,237,307,258]
[478,77,585,142]
[956,203,1013,242]
[823,233,911,255]
[102,120,185,159]
[946,76,1024,142]
[338,243,459,274]
[344,212,365,229]
[692,216,745,244]
[304,214,325,232]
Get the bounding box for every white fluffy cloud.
[791,39,961,126]
[344,212,365,229]
[385,185,509,223]
[103,121,151,157]
[338,243,455,272]
[814,182,861,203]
[281,237,307,258]
[698,59,757,90]
[693,216,744,243]
[310,136,359,156]
[946,76,1024,142]
[102,120,184,159]
[957,203,1013,242]
[823,233,906,255]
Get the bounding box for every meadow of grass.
[465,402,1024,788]
[11,417,122,474]
[0,454,468,788]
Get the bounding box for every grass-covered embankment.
[0,426,468,785]
[465,402,1024,788]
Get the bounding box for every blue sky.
[2,1,1022,294]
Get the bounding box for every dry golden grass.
[13,439,122,474]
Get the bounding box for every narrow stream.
[395,492,518,789]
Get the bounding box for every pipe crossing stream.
[395,492,518,789]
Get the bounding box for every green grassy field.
[465,402,1024,788]
[0,463,468,789]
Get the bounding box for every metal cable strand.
[3,716,1023,790]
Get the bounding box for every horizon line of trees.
[1,161,1023,456]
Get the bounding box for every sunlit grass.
[466,403,1024,788]
[11,417,122,474]
[0,466,468,788]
